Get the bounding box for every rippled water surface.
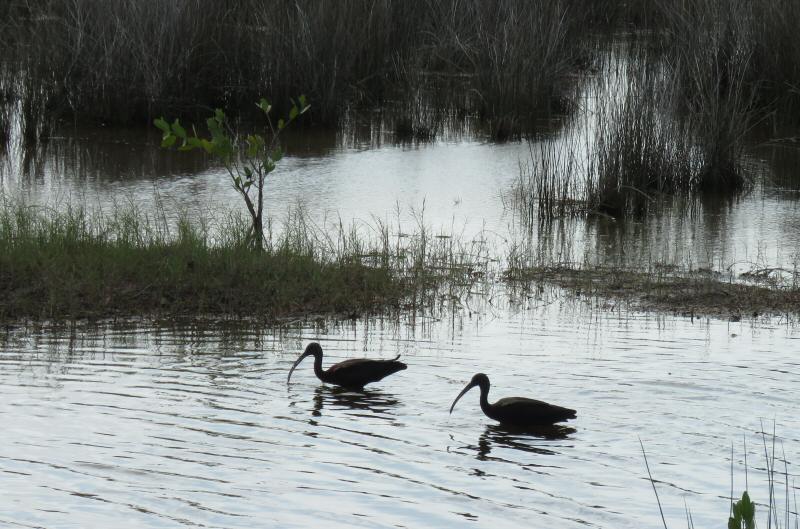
[2,295,799,528]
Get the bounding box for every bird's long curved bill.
[449,382,476,414]
[287,353,309,385]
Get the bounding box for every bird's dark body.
[287,343,407,390]
[451,373,576,427]
[320,356,407,389]
[482,396,576,426]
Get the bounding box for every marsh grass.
[589,58,699,216]
[512,141,589,223]
[390,91,448,143]
[449,0,581,140]
[516,38,757,222]
[660,0,761,193]
[0,197,489,322]
[0,0,596,138]
[3,0,798,144]
[658,0,800,129]
[515,60,694,221]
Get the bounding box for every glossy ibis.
[286,342,407,390]
[449,373,576,427]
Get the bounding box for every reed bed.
[659,0,760,192]
[659,0,800,128]
[3,0,798,138]
[590,58,701,216]
[516,40,757,222]
[0,0,598,138]
[0,197,489,321]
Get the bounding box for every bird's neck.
[312,354,327,382]
[478,385,492,415]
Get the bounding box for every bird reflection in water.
[476,423,576,460]
[311,385,400,419]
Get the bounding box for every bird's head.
[449,373,490,414]
[287,342,323,385]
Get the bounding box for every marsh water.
[2,51,800,528]
[2,298,800,528]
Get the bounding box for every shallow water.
[1,293,799,528]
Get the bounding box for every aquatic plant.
[728,491,756,529]
[589,60,697,216]
[516,36,759,222]
[442,0,581,139]
[155,97,309,250]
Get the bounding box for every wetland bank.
[2,1,800,527]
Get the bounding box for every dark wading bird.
[287,342,407,390]
[450,373,576,427]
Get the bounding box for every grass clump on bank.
[0,199,487,322]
